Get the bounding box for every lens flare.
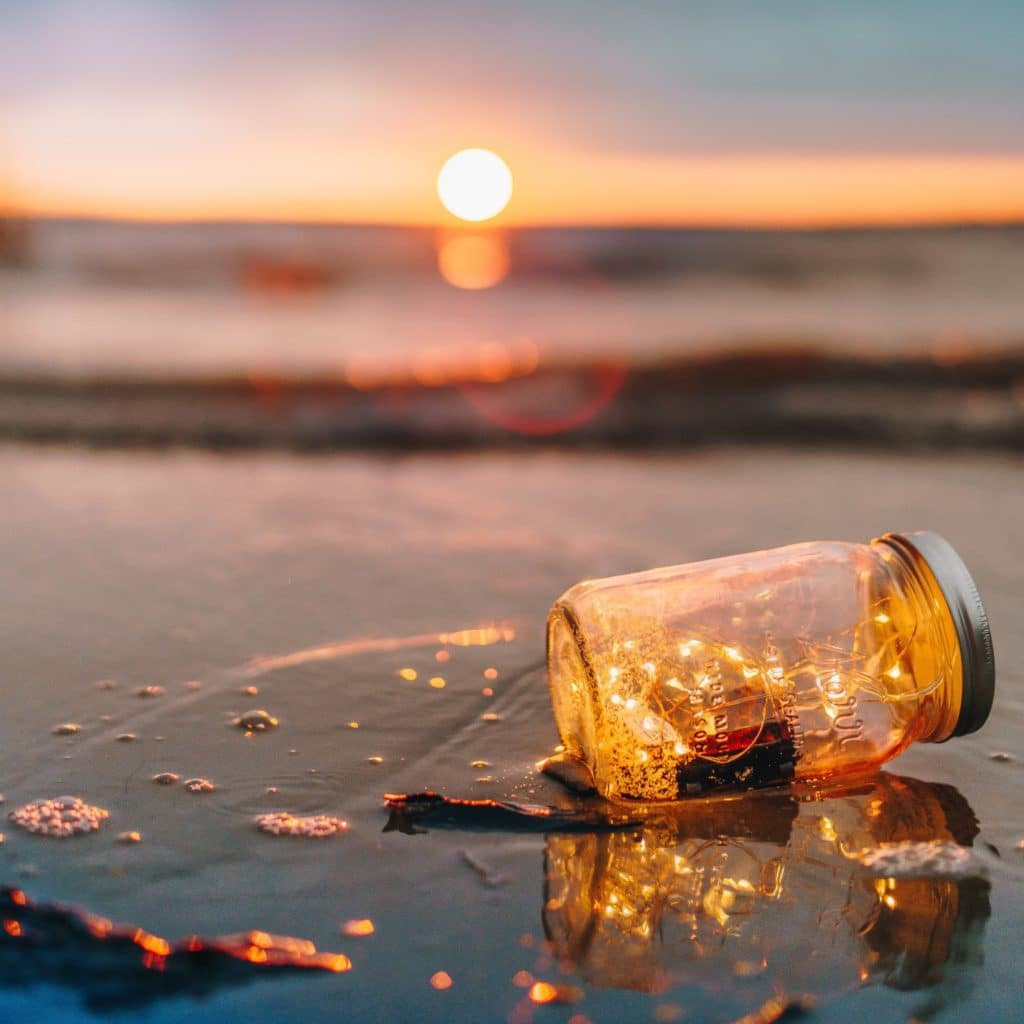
[437,149,513,222]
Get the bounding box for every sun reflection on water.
[437,233,510,290]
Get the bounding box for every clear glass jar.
[546,532,994,801]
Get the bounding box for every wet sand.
[1,445,1022,1022]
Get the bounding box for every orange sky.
[13,151,1024,228]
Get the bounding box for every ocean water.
[2,221,1023,379]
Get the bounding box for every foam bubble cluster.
[9,796,110,837]
[857,840,988,880]
[52,723,81,736]
[184,778,216,794]
[233,709,279,732]
[152,772,180,786]
[255,812,349,838]
[136,685,165,698]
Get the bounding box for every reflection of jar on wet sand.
[542,774,989,1002]
[547,532,994,801]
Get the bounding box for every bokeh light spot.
[437,233,510,290]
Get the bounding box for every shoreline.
[3,345,1023,452]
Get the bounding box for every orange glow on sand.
[437,233,510,290]
[134,930,172,957]
[341,918,376,938]
[529,981,559,1004]
[241,622,517,678]
[343,340,538,393]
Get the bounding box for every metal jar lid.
[878,531,995,737]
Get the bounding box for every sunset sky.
[2,0,1023,226]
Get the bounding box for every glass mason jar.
[546,532,994,801]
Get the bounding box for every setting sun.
[437,149,513,222]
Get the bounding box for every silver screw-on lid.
[879,531,995,737]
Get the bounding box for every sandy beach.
[2,445,1021,1021]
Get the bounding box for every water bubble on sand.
[367,756,384,765]
[481,713,500,723]
[341,918,375,937]
[990,751,1015,762]
[482,687,494,697]
[184,680,203,691]
[52,723,81,736]
[95,679,117,690]
[255,812,348,837]
[233,709,279,732]
[733,960,767,978]
[857,840,988,879]
[152,772,180,786]
[116,831,142,844]
[653,1003,685,1022]
[184,778,216,794]
[430,971,453,991]
[99,715,113,722]
[116,733,137,743]
[471,760,491,769]
[9,796,110,837]
[0,833,5,844]
[347,721,360,729]
[136,686,165,698]
[483,668,499,681]
[241,685,259,696]
[476,776,497,784]
[265,786,279,795]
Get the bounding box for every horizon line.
[8,211,1024,234]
